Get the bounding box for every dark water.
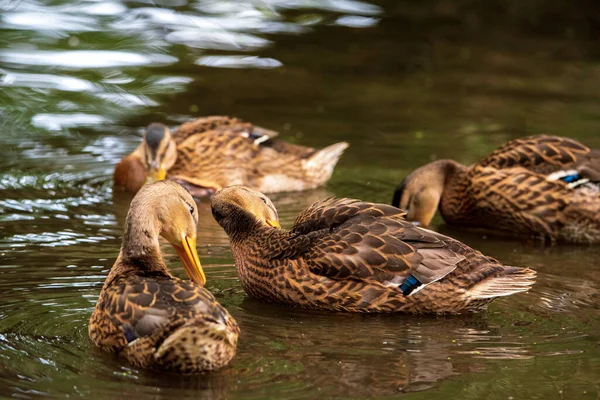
[1,0,600,398]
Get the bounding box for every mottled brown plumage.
[393,135,600,244]
[211,186,535,314]
[89,181,239,372]
[114,116,348,197]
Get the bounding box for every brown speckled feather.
[449,165,600,242]
[169,119,348,194]
[289,199,465,284]
[211,188,536,314]
[114,116,347,196]
[90,181,239,373]
[395,135,600,243]
[479,135,600,177]
[90,270,239,373]
[171,115,278,145]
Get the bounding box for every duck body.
[114,116,348,197]
[394,135,600,244]
[90,181,239,372]
[211,186,535,314]
[89,264,237,372]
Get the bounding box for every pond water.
[1,0,599,398]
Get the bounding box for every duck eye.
[260,197,267,205]
[188,205,194,214]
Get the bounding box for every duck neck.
[230,222,289,281]
[433,159,465,188]
[217,206,264,244]
[435,159,469,219]
[107,207,170,286]
[226,212,285,258]
[229,216,268,245]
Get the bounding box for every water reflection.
[237,302,536,396]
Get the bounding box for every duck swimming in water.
[210,185,535,314]
[89,181,239,372]
[114,116,348,197]
[393,135,600,244]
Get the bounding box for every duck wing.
[90,275,230,350]
[172,115,279,145]
[466,165,574,236]
[478,135,600,183]
[279,199,465,295]
[169,128,330,193]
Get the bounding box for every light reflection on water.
[1,0,600,399]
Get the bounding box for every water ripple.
[2,12,100,32]
[0,50,178,69]
[166,30,271,50]
[267,0,382,15]
[196,55,282,69]
[3,0,599,399]
[334,15,379,28]
[31,113,111,131]
[0,70,96,92]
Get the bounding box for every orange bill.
[173,236,206,286]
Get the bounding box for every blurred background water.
[1,0,600,398]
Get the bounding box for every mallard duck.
[392,135,600,244]
[89,181,239,372]
[210,185,535,314]
[113,116,349,197]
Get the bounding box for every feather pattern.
[114,115,348,196]
[89,181,239,373]
[89,271,238,372]
[394,135,600,243]
[211,187,536,314]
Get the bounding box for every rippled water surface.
[1,0,600,398]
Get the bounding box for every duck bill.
[145,166,167,184]
[266,219,280,228]
[173,236,206,286]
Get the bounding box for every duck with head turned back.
[392,135,600,244]
[114,115,349,197]
[89,181,239,373]
[210,185,535,314]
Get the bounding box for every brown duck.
[392,135,600,244]
[210,185,535,314]
[89,181,239,372]
[113,116,349,197]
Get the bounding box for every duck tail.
[303,142,349,184]
[466,267,536,300]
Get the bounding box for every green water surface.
[1,0,599,398]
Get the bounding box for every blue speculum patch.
[400,274,422,296]
[559,174,581,183]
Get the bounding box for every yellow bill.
[266,219,281,228]
[173,235,206,286]
[145,166,167,184]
